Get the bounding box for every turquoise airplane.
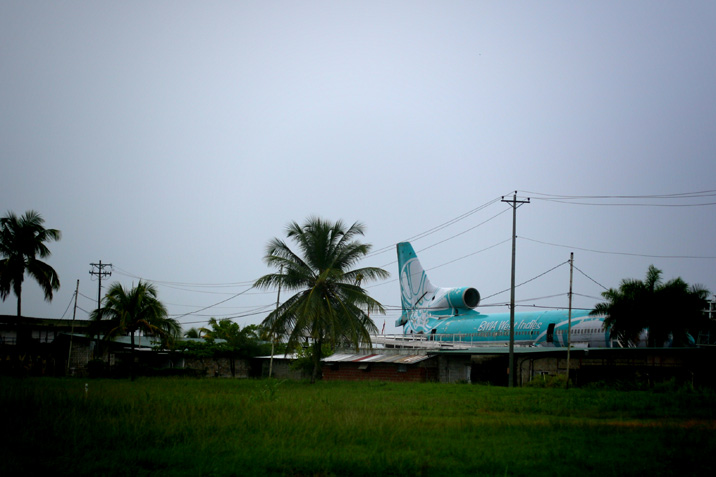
[395,242,612,348]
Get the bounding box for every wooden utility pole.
[66,279,80,375]
[501,191,530,387]
[269,265,283,378]
[89,261,112,359]
[566,253,574,388]
[89,261,112,310]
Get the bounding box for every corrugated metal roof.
[322,353,433,364]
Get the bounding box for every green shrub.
[526,373,569,388]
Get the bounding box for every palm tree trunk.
[14,284,23,352]
[311,340,322,384]
[14,280,23,317]
[130,332,136,381]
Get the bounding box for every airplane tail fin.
[396,242,437,326]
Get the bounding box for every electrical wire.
[573,292,604,301]
[522,190,716,199]
[366,196,504,258]
[76,306,91,315]
[170,286,255,320]
[375,210,510,270]
[480,260,570,301]
[78,292,97,302]
[177,304,276,319]
[416,237,511,272]
[523,190,716,207]
[59,292,75,319]
[572,265,608,291]
[366,237,512,290]
[112,265,256,287]
[520,236,716,259]
[179,305,277,325]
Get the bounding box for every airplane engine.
[436,287,480,309]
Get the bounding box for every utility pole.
[89,261,112,361]
[89,261,112,311]
[66,279,80,375]
[501,191,530,387]
[269,265,283,379]
[566,252,574,388]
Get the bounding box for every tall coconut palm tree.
[0,210,61,317]
[90,281,180,379]
[591,265,710,347]
[254,217,389,383]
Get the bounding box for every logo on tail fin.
[396,242,436,330]
[396,242,481,333]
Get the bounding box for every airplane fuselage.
[403,307,610,347]
[396,241,611,348]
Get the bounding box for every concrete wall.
[259,358,306,380]
[438,355,473,383]
[181,356,251,378]
[323,361,438,382]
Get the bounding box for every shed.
[321,353,438,382]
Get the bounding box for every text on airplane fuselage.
[476,319,542,332]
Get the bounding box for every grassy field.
[1,377,715,476]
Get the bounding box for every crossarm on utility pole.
[501,191,530,387]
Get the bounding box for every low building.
[322,353,438,382]
[0,315,95,376]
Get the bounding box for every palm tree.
[591,265,710,347]
[254,217,389,383]
[184,327,204,339]
[650,276,710,347]
[90,281,180,379]
[0,210,61,317]
[202,318,261,377]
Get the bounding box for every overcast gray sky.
[2,1,715,333]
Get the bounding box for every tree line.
[1,210,713,380]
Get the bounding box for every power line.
[375,210,510,270]
[112,266,255,288]
[573,292,604,301]
[521,236,716,259]
[534,199,716,207]
[523,189,716,200]
[170,286,255,320]
[59,292,75,319]
[417,237,511,272]
[177,303,275,318]
[78,291,97,302]
[164,301,275,309]
[404,209,510,258]
[523,189,716,207]
[366,238,513,290]
[367,196,504,258]
[179,305,276,325]
[481,260,569,301]
[572,264,608,291]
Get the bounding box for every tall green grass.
[1,377,714,476]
